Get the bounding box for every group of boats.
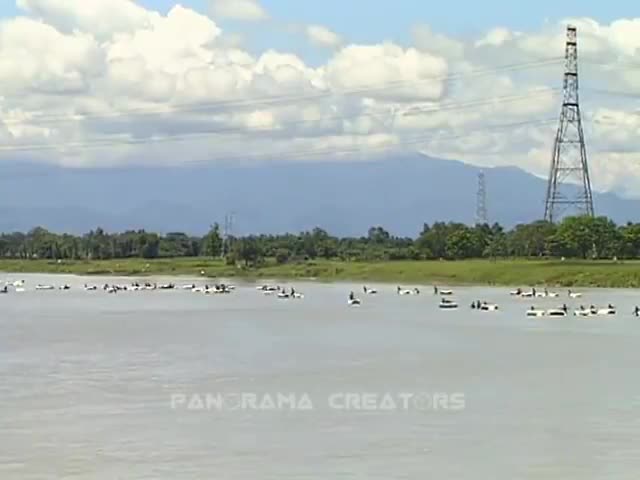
[1,280,237,295]
[510,288,583,299]
[256,285,304,299]
[3,279,640,317]
[526,304,619,317]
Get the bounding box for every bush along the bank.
[0,215,638,264]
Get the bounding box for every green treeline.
[0,216,638,264]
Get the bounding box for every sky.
[0,0,640,196]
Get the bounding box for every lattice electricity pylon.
[544,25,594,223]
[475,171,488,225]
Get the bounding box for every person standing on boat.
[433,286,438,295]
[634,306,640,317]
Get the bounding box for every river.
[1,274,639,479]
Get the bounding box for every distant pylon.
[544,25,594,222]
[476,171,488,225]
[222,212,234,257]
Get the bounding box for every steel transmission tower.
[222,212,234,257]
[544,25,594,222]
[475,171,488,225]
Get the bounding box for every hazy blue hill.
[1,155,638,236]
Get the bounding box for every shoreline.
[2,258,640,289]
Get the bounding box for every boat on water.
[546,309,567,317]
[439,289,454,296]
[574,308,592,317]
[35,285,55,291]
[258,285,279,292]
[480,303,499,312]
[595,307,616,316]
[348,291,361,306]
[568,290,583,298]
[439,299,458,309]
[363,286,377,295]
[526,308,546,317]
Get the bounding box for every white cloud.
[17,0,153,38]
[475,27,516,48]
[210,0,268,22]
[325,44,448,102]
[412,24,465,59]
[2,2,640,195]
[306,25,342,49]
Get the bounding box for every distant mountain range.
[1,155,638,236]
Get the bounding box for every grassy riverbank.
[2,258,640,288]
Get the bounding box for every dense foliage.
[1,216,639,264]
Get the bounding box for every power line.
[0,58,564,127]
[0,117,556,181]
[0,90,559,155]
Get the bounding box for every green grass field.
[2,258,640,288]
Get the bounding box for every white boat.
[363,287,377,295]
[59,285,71,291]
[258,285,279,292]
[35,285,55,291]
[520,291,535,298]
[509,290,522,296]
[546,309,567,317]
[84,285,98,291]
[398,289,414,296]
[547,292,559,298]
[526,309,546,317]
[15,287,25,293]
[182,284,196,290]
[596,307,616,316]
[277,292,290,299]
[480,303,499,312]
[569,291,582,299]
[292,293,304,299]
[439,299,458,309]
[12,280,25,287]
[192,287,206,293]
[348,298,361,306]
[574,309,591,317]
[439,289,454,296]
